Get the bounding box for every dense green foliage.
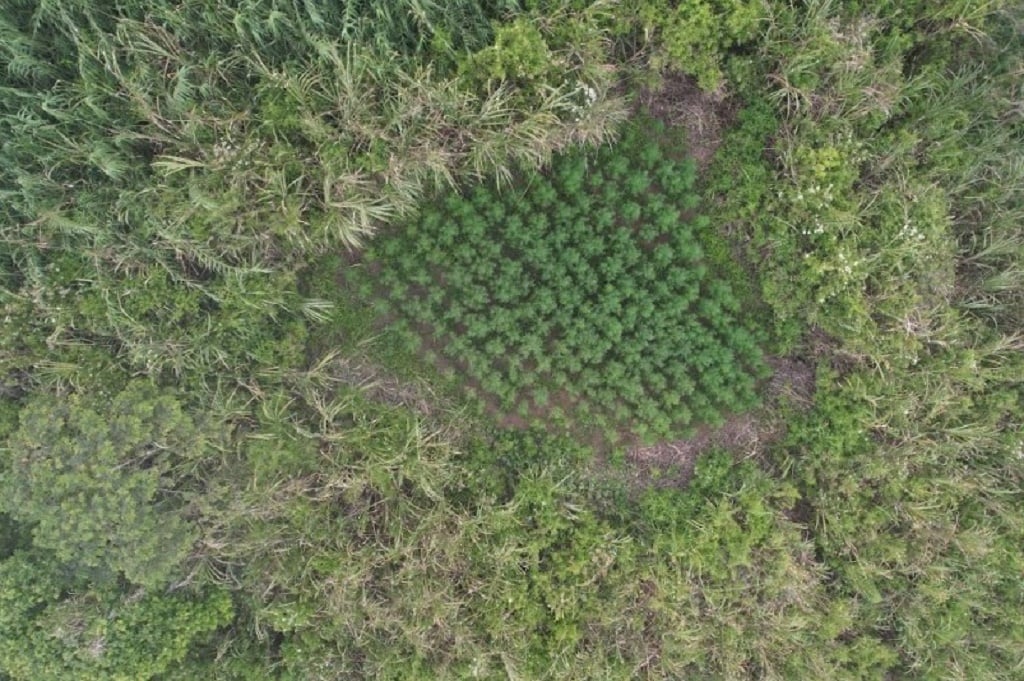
[0,549,233,681]
[0,0,1021,679]
[367,123,765,440]
[1,382,206,586]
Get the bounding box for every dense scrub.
[366,123,765,441]
[0,0,1021,680]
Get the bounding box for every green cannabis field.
[0,1,1021,679]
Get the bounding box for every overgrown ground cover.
[0,1,1022,680]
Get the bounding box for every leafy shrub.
[367,122,766,440]
[777,343,1024,679]
[460,19,555,89]
[0,381,207,586]
[612,0,766,90]
[0,549,233,681]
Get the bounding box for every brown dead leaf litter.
[637,71,735,170]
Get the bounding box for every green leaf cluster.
[0,549,232,681]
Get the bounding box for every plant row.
[366,124,766,440]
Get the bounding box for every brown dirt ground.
[329,355,443,419]
[637,72,735,170]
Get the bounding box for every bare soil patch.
[766,356,816,407]
[625,415,759,489]
[329,355,443,418]
[637,72,735,169]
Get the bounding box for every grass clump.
[366,123,767,441]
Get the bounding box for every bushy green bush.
[0,381,208,587]
[0,549,233,681]
[611,0,766,90]
[776,338,1024,678]
[367,122,766,440]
